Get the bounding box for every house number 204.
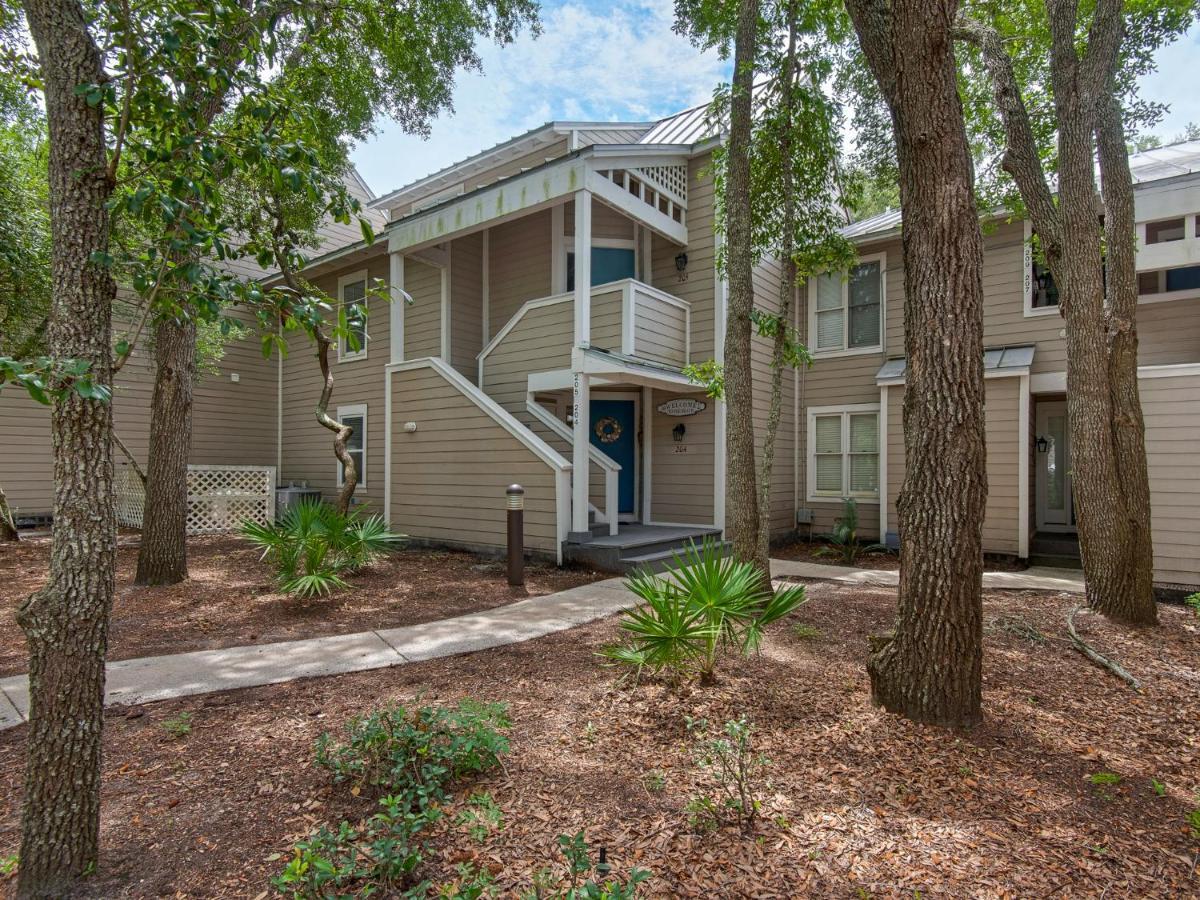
[673,444,688,453]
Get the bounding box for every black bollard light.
[506,483,525,586]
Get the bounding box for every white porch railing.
[116,464,276,535]
[526,399,620,536]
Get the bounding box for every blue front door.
[590,399,637,515]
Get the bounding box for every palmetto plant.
[814,497,888,565]
[240,498,404,598]
[603,539,806,683]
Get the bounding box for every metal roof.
[639,102,713,145]
[875,345,1036,384]
[840,208,902,241]
[1127,139,1200,184]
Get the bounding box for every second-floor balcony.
[477,278,691,389]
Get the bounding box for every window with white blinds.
[337,404,367,488]
[808,407,880,500]
[338,271,369,360]
[809,253,885,354]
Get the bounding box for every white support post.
[440,246,451,361]
[1018,373,1031,559]
[383,368,393,526]
[878,384,889,543]
[573,189,592,347]
[481,229,490,343]
[643,386,653,523]
[621,282,635,355]
[712,230,728,534]
[571,370,591,535]
[641,226,653,283]
[389,252,405,364]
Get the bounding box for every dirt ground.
[2,583,1196,898]
[0,535,605,676]
[772,538,1030,573]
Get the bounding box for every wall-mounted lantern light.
[674,252,688,273]
[672,423,686,443]
[1036,436,1049,453]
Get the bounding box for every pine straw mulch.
[0,535,605,676]
[1,585,1198,898]
[771,539,1030,573]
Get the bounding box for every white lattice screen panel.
[115,464,275,534]
[635,164,687,208]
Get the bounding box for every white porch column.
[570,189,593,536]
[389,251,405,363]
[573,189,592,346]
[571,370,591,534]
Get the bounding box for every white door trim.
[1034,398,1075,533]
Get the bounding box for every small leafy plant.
[315,700,510,805]
[1186,592,1200,617]
[241,497,404,598]
[161,711,193,739]
[792,623,821,640]
[602,539,806,683]
[686,717,769,832]
[1150,778,1167,798]
[643,770,666,793]
[0,854,16,876]
[528,831,651,899]
[1088,772,1122,786]
[813,498,888,565]
[456,792,504,842]
[1189,794,1200,842]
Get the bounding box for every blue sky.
[349,1,1200,197]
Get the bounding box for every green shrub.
[241,497,404,597]
[272,796,436,898]
[528,831,651,899]
[160,711,192,739]
[686,718,768,832]
[602,539,806,683]
[1185,592,1200,617]
[813,498,888,565]
[315,700,510,806]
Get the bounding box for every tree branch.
[1066,605,1142,691]
[955,17,1061,259]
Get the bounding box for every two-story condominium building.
[2,108,1198,588]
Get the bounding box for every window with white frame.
[337,404,367,488]
[338,271,369,360]
[809,254,884,354]
[808,407,879,500]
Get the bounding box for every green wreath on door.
[594,416,622,444]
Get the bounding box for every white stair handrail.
[526,398,621,537]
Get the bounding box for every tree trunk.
[1046,2,1151,624]
[724,0,765,573]
[16,0,116,892]
[1092,92,1156,624]
[315,331,356,514]
[135,317,195,585]
[756,5,800,569]
[848,0,988,728]
[0,482,19,541]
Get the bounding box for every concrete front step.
[1028,553,1083,570]
[620,540,733,574]
[564,524,725,573]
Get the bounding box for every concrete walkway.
[0,577,637,732]
[0,560,1086,733]
[770,558,1086,593]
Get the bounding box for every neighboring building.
[1,111,1197,588]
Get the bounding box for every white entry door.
[1035,400,1074,531]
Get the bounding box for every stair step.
[1029,553,1083,570]
[620,540,733,575]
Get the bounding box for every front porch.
[563,522,726,574]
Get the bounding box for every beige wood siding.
[404,258,442,360]
[633,291,688,367]
[480,299,573,415]
[389,364,561,557]
[279,256,391,512]
[565,198,636,241]
[651,393,716,524]
[450,233,484,381]
[1138,298,1200,367]
[590,285,624,352]
[883,378,1022,556]
[2,317,277,518]
[488,210,553,334]
[1142,371,1200,587]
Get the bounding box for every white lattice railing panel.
[596,164,688,226]
[115,464,276,535]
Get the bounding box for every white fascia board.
[876,366,1031,387]
[388,159,588,254]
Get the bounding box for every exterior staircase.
[1029,532,1082,569]
[564,523,728,574]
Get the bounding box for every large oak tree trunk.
[724,0,766,573]
[848,0,988,727]
[1046,5,1154,625]
[0,482,18,541]
[135,317,196,585]
[16,0,116,892]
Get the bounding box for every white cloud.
[350,0,728,195]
